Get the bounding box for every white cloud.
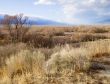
[34,0,55,5]
[34,0,110,23]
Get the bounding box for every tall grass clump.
[46,45,92,74]
[44,45,93,83]
[83,39,110,57]
[0,43,27,67]
[93,28,109,33]
[0,50,45,84]
[6,50,45,75]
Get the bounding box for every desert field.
[0,25,110,84]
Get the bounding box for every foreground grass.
[0,39,110,84]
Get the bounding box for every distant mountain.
[0,14,67,26]
[100,19,110,24]
[0,14,4,19]
[96,19,110,24]
[28,17,67,26]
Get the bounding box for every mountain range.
[0,14,110,25]
[0,14,68,26]
[98,19,110,24]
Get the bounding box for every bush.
[46,45,91,74]
[93,28,109,33]
[23,33,54,48]
[54,32,65,36]
[80,34,107,42]
[5,50,45,78]
[0,43,26,67]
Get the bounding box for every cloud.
[60,0,110,15]
[34,0,55,5]
[34,0,110,24]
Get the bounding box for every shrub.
[0,43,26,67]
[93,28,109,33]
[23,33,54,48]
[5,50,45,78]
[54,32,65,36]
[46,45,92,74]
[80,34,107,42]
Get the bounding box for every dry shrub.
[53,36,71,45]
[80,34,107,42]
[23,32,70,48]
[23,33,54,48]
[0,43,27,67]
[0,33,5,40]
[0,33,10,45]
[92,28,109,33]
[5,50,45,77]
[46,45,92,74]
[70,33,107,43]
[0,50,45,84]
[53,31,65,36]
[24,33,68,48]
[0,27,29,45]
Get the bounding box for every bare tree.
[1,14,30,42]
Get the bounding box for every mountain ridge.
[0,14,68,26]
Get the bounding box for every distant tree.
[0,14,30,42]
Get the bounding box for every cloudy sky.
[0,0,110,24]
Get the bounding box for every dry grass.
[0,50,45,84]
[0,47,91,84]
[0,43,27,67]
[0,39,110,83]
[81,39,110,58]
[0,25,110,83]
[0,25,110,47]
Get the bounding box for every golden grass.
[81,39,110,58]
[0,39,110,83]
[0,25,110,47]
[0,25,110,83]
[29,25,110,34]
[0,43,27,67]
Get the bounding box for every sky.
[0,0,110,24]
